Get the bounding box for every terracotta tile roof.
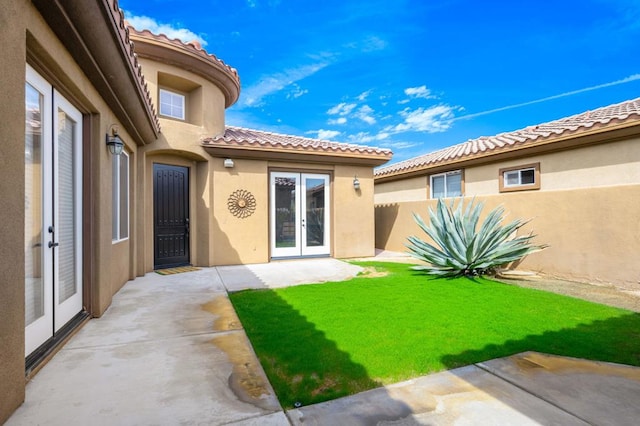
[128,27,240,83]
[203,126,393,158]
[127,27,241,107]
[375,97,640,179]
[107,0,160,132]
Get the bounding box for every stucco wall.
[0,1,29,422]
[375,137,640,204]
[1,2,147,421]
[137,58,226,137]
[374,175,428,204]
[375,185,640,288]
[212,158,270,265]
[465,137,640,195]
[333,165,377,258]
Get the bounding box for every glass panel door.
[301,174,330,256]
[25,69,53,356]
[25,66,83,356]
[53,91,83,332]
[270,172,330,258]
[270,172,300,257]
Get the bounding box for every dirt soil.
[494,275,640,313]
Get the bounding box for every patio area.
[7,258,640,425]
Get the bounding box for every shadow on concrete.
[440,313,640,425]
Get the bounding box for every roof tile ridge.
[127,26,239,80]
[222,126,392,154]
[110,0,160,132]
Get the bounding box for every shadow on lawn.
[231,288,386,408]
[440,312,640,424]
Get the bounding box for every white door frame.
[270,172,330,258]
[25,65,83,356]
[52,90,83,332]
[300,173,330,256]
[25,66,54,356]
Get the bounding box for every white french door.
[270,172,330,258]
[25,65,83,357]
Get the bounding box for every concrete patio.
[7,258,640,425]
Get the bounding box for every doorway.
[270,172,330,258]
[153,164,190,269]
[25,66,83,356]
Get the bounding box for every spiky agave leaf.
[406,198,547,277]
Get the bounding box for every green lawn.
[229,262,640,408]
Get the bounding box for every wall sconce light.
[224,158,235,168]
[106,125,124,156]
[353,175,360,190]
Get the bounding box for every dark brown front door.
[154,164,190,269]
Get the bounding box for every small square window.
[159,89,185,120]
[499,163,540,192]
[430,170,463,198]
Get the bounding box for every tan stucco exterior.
[1,1,157,421]
[375,129,640,288]
[1,3,386,421]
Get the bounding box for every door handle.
[48,241,59,248]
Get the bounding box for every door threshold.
[25,311,91,378]
[270,255,331,261]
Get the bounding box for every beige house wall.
[138,58,227,137]
[374,176,428,204]
[376,138,640,205]
[211,158,270,265]
[0,2,151,422]
[375,137,640,287]
[333,165,377,258]
[465,137,640,195]
[1,2,30,421]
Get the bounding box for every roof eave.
[32,0,160,145]
[374,119,640,183]
[202,143,392,167]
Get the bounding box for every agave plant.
[407,198,547,277]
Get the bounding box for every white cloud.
[381,141,419,149]
[392,105,456,133]
[286,84,308,99]
[348,132,375,143]
[348,131,389,143]
[247,0,257,7]
[361,36,387,52]
[404,85,436,99]
[357,90,372,101]
[241,62,330,107]
[327,102,357,116]
[125,14,207,46]
[455,73,640,121]
[355,105,376,124]
[311,129,341,140]
[328,117,347,125]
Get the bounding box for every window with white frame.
[159,88,185,120]
[112,151,129,242]
[430,170,462,198]
[499,163,540,192]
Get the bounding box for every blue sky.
[120,0,640,164]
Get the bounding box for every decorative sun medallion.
[228,189,257,218]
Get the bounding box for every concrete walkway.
[7,258,640,425]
